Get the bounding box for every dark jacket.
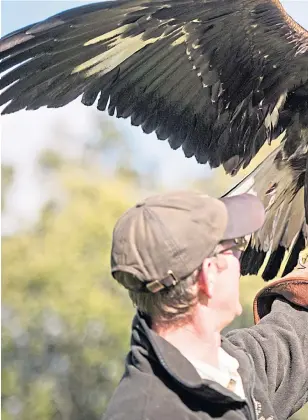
[103,298,308,420]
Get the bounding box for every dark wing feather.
[0,0,307,172]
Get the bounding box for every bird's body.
[0,0,307,279]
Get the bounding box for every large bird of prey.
[0,0,307,279]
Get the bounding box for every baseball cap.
[111,191,265,293]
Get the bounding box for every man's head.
[111,191,265,329]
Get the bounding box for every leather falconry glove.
[253,250,308,324]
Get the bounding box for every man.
[104,190,308,420]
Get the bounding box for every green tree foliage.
[2,165,137,420]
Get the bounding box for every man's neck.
[153,309,221,368]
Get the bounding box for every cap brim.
[220,194,265,240]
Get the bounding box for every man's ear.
[198,258,217,299]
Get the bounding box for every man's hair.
[113,270,200,325]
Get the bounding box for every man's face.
[204,241,243,330]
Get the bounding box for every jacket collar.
[130,311,250,404]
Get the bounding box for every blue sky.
[1,0,308,232]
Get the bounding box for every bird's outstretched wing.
[225,124,308,280]
[0,0,307,173]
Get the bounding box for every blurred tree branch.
[2,164,14,210]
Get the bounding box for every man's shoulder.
[103,367,191,420]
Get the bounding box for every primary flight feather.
[0,0,307,279]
